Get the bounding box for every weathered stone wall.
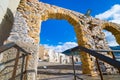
[0,0,120,80]
[0,0,24,80]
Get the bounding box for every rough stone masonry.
[0,0,120,80]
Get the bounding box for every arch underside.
[102,23,120,44]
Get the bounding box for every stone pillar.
[115,34,120,44]
[74,25,95,76]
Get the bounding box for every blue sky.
[39,0,120,52]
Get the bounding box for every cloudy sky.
[39,0,120,52]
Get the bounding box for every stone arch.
[41,9,79,26]
[40,8,88,46]
[39,8,94,74]
[102,22,120,44]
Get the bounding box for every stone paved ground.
[37,61,120,80]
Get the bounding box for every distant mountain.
[110,46,120,56]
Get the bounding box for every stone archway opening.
[102,22,120,61]
[38,8,95,75]
[38,18,83,79]
[40,19,78,46]
[102,30,119,47]
[102,22,120,45]
[39,19,78,62]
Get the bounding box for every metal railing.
[92,49,120,80]
[63,46,120,80]
[0,42,31,80]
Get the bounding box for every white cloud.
[103,30,119,46]
[95,4,120,24]
[108,41,119,46]
[43,42,78,52]
[102,30,111,37]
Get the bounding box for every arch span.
[41,9,80,27]
[102,22,120,44]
